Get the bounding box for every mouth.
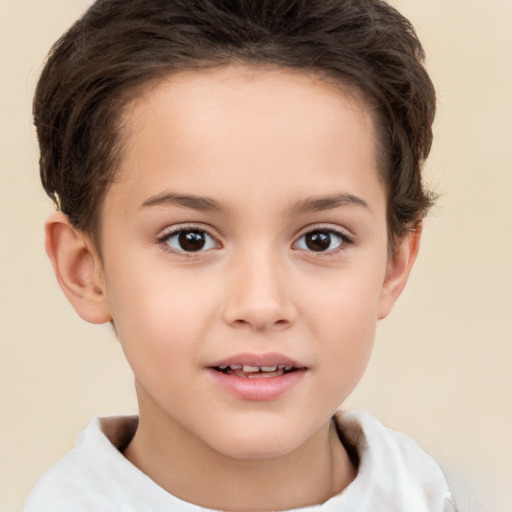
[212,364,299,378]
[206,353,307,400]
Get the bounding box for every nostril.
[231,317,290,330]
[222,296,297,330]
[227,315,293,330]
[232,318,250,327]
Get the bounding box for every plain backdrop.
[1,1,511,511]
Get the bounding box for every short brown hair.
[34,0,436,247]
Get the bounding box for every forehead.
[109,65,383,215]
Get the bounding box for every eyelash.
[293,226,354,256]
[157,224,220,257]
[157,224,354,257]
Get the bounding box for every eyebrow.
[289,193,371,216]
[140,192,228,212]
[140,191,370,216]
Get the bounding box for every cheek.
[305,258,385,331]
[315,303,376,408]
[104,258,218,368]
[318,301,377,375]
[304,262,384,385]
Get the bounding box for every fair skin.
[45,66,420,511]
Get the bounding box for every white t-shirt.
[24,410,457,512]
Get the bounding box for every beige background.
[1,1,511,511]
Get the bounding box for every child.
[25,0,457,510]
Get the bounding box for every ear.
[45,212,112,324]
[377,224,422,320]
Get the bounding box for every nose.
[222,250,297,331]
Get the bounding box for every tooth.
[284,366,293,371]
[278,365,285,370]
[242,365,260,372]
[229,364,242,370]
[218,365,228,370]
[261,366,277,372]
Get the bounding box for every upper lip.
[207,352,306,369]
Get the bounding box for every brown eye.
[179,231,206,251]
[296,229,344,252]
[164,229,217,252]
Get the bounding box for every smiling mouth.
[212,364,300,378]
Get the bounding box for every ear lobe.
[377,224,422,320]
[45,212,112,324]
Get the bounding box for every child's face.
[92,66,409,459]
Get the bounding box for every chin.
[215,438,300,461]
[203,418,314,461]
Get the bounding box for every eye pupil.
[179,231,206,251]
[305,230,332,251]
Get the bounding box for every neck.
[124,390,356,511]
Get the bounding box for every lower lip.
[206,369,306,401]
